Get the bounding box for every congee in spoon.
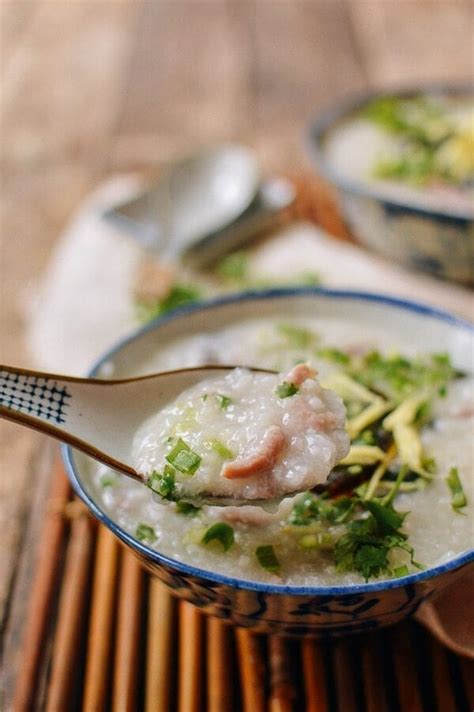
[133,364,349,503]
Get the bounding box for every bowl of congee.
[307,84,474,285]
[63,289,474,636]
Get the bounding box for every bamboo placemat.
[10,459,474,712]
[9,176,474,711]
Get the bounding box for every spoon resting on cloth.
[0,363,349,508]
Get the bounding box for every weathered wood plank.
[0,0,140,631]
[0,1,39,68]
[248,0,367,169]
[348,0,473,86]
[112,0,254,168]
[1,1,139,167]
[112,0,367,173]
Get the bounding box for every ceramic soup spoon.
[0,363,352,508]
[0,364,291,507]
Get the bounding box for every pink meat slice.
[285,363,317,386]
[219,506,275,526]
[220,425,286,480]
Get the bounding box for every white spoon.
[1,363,303,508]
[103,144,261,258]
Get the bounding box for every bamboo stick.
[459,657,474,709]
[268,636,298,712]
[45,510,95,712]
[178,601,204,712]
[301,638,329,712]
[235,628,266,712]
[112,550,145,712]
[146,580,176,712]
[331,638,358,712]
[12,461,71,712]
[359,633,389,712]
[82,526,120,712]
[390,622,424,711]
[207,616,234,712]
[428,634,456,712]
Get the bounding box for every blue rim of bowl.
[306,81,474,222]
[63,287,474,596]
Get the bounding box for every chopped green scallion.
[445,467,467,512]
[135,523,157,543]
[298,532,334,550]
[256,545,280,573]
[277,323,316,350]
[206,439,235,460]
[166,438,201,475]
[216,251,249,282]
[100,473,118,488]
[216,394,232,410]
[175,501,200,517]
[295,271,321,286]
[201,523,235,551]
[393,565,409,577]
[276,381,299,398]
[147,465,176,500]
[317,347,350,365]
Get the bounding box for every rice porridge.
[133,366,349,502]
[323,94,474,217]
[89,317,474,585]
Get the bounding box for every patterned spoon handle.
[0,364,141,480]
[0,366,73,427]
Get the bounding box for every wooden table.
[1,0,473,702]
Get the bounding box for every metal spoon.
[0,363,303,508]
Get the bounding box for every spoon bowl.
[0,363,290,507]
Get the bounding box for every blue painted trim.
[305,82,474,222]
[62,287,474,597]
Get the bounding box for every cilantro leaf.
[362,500,407,535]
[354,544,389,580]
[289,493,355,526]
[334,499,415,581]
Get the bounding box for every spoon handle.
[1,365,73,427]
[0,365,142,481]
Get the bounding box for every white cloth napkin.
[26,175,473,375]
